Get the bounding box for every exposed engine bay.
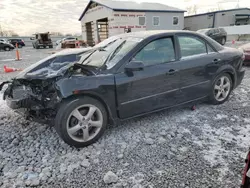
[3,78,60,124]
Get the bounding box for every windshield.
[78,37,142,69]
[94,35,120,48]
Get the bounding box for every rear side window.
[178,36,207,58]
[133,37,175,66]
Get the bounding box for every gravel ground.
[0,46,250,188]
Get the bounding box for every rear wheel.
[18,44,22,48]
[55,97,108,147]
[209,73,232,104]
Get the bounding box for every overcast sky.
[0,0,249,36]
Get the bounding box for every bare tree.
[207,3,224,12]
[186,5,198,15]
[0,25,4,37]
[0,25,19,37]
[50,32,64,36]
[65,33,73,36]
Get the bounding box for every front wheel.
[55,97,108,147]
[209,73,232,104]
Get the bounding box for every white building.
[184,8,250,31]
[78,0,185,46]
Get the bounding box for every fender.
[214,64,237,87]
[55,75,118,123]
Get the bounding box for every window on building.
[153,16,160,26]
[173,16,179,25]
[133,37,176,66]
[178,36,207,58]
[139,16,146,26]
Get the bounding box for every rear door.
[176,34,222,103]
[115,36,181,119]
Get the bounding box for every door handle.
[213,59,221,64]
[167,69,178,75]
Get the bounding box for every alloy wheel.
[66,104,103,143]
[5,47,10,51]
[214,76,231,101]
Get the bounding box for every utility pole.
[236,0,240,8]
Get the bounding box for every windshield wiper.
[80,47,106,65]
[102,41,126,66]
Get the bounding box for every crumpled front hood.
[15,62,74,80]
[14,48,93,80]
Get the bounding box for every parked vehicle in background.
[0,41,15,51]
[197,28,227,45]
[56,37,78,46]
[0,39,8,43]
[0,30,245,147]
[32,32,53,49]
[8,38,25,48]
[239,43,250,65]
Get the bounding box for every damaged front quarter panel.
[1,77,61,124]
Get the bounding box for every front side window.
[153,16,160,26]
[139,16,146,26]
[133,37,175,66]
[173,17,179,25]
[207,44,215,53]
[178,36,207,58]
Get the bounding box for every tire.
[49,45,53,48]
[4,47,10,51]
[209,73,232,105]
[55,96,108,147]
[18,44,22,48]
[221,37,226,45]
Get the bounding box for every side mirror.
[125,61,144,72]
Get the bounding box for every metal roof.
[185,8,250,18]
[79,0,185,21]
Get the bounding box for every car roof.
[115,30,199,39]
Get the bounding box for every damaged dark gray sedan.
[1,31,245,147]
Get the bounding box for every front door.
[176,34,222,103]
[115,36,180,119]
